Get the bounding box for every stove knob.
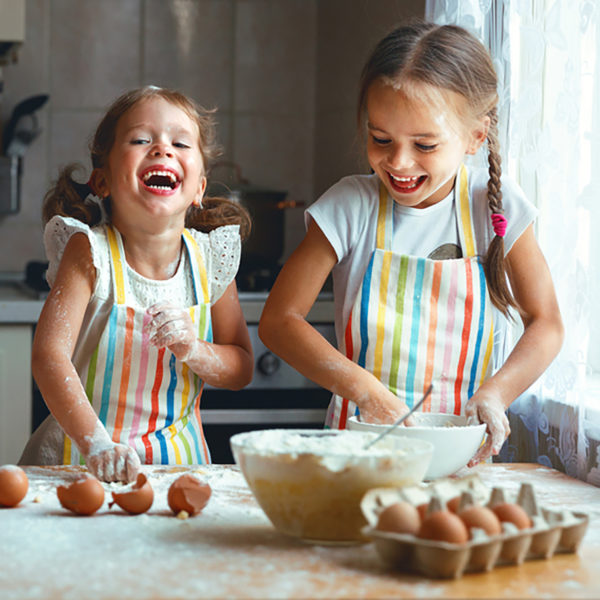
[257,351,280,376]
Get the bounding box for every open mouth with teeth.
[388,172,427,194]
[140,168,181,194]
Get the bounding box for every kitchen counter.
[0,284,335,324]
[1,462,599,599]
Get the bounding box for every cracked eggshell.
[167,473,211,516]
[57,475,105,515]
[0,465,29,507]
[110,472,154,514]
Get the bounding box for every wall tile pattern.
[0,0,423,272]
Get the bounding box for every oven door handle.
[202,409,327,424]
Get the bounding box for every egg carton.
[360,474,589,579]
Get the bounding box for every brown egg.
[167,473,211,516]
[492,502,532,530]
[109,472,154,514]
[457,504,502,537]
[57,475,105,515]
[418,509,469,544]
[446,496,461,513]
[376,502,421,535]
[0,465,29,507]
[416,502,429,521]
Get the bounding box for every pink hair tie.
[491,213,507,237]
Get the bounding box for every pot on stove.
[206,162,303,291]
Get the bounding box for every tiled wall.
[0,0,423,272]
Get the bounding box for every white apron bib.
[63,226,213,465]
[327,165,495,428]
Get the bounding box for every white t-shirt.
[306,166,538,361]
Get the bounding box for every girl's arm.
[259,220,410,424]
[146,280,254,390]
[466,224,564,464]
[31,233,140,482]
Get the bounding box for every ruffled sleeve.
[43,215,109,298]
[188,225,241,304]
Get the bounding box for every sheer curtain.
[426,0,600,484]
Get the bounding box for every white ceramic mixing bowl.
[347,413,486,480]
[230,428,433,544]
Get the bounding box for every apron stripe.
[388,255,409,395]
[338,309,353,430]
[358,254,375,368]
[143,347,166,463]
[373,250,393,379]
[468,261,487,398]
[167,423,182,463]
[129,312,151,446]
[423,261,442,410]
[459,165,476,257]
[85,346,99,400]
[480,321,494,385]
[63,436,71,463]
[113,306,135,441]
[453,260,474,414]
[405,258,426,408]
[176,416,193,463]
[440,263,459,412]
[99,308,118,424]
[165,354,178,462]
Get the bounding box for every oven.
[202,291,335,463]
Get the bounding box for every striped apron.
[327,165,495,428]
[63,226,212,465]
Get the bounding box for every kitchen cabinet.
[0,324,31,464]
[0,285,42,464]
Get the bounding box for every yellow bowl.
[230,429,433,544]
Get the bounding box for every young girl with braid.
[259,23,563,466]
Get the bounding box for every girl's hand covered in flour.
[358,386,414,426]
[82,425,141,483]
[146,302,198,362]
[464,390,510,467]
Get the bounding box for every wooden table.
[1,463,599,599]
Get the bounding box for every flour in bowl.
[232,428,408,457]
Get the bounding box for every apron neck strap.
[376,182,395,251]
[182,229,210,305]
[105,226,210,306]
[106,225,128,305]
[455,164,478,257]
[375,164,479,257]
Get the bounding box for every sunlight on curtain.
[426,0,600,484]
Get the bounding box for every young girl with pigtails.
[259,22,563,466]
[20,86,253,482]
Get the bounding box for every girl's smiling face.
[366,79,488,209]
[95,96,206,228]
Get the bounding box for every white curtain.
[426,0,600,484]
